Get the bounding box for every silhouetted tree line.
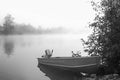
[0,14,66,35]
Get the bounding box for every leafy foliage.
[82,0,120,74]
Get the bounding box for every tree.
[3,14,14,34]
[82,0,120,74]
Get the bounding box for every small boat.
[37,56,101,74]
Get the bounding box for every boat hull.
[38,56,101,74]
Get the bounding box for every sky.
[0,0,95,33]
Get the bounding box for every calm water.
[0,34,88,80]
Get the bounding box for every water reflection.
[0,34,84,80]
[38,63,82,80]
[3,39,14,56]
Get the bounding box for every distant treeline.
[0,14,66,35]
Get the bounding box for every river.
[0,34,88,80]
